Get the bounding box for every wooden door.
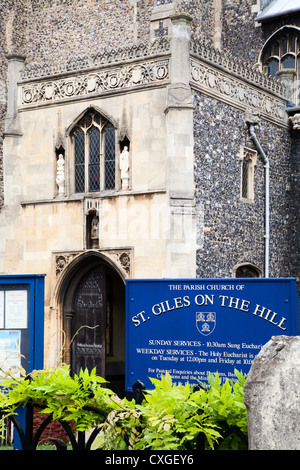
[71,266,106,377]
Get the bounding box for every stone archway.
[55,251,126,396]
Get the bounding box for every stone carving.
[21,59,169,105]
[166,84,194,111]
[20,38,171,81]
[56,153,65,196]
[120,146,129,189]
[190,59,287,126]
[20,34,288,128]
[84,198,100,215]
[56,254,68,277]
[289,113,300,130]
[55,249,132,279]
[115,251,131,275]
[91,215,99,240]
[190,38,285,97]
[277,69,297,102]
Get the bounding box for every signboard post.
[125,278,299,391]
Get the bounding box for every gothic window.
[240,147,257,201]
[241,157,249,199]
[72,111,116,193]
[235,264,261,278]
[261,27,300,104]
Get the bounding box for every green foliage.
[136,371,247,450]
[132,373,222,450]
[94,370,248,451]
[0,366,118,433]
[191,370,248,450]
[0,367,248,450]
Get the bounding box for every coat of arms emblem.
[196,312,216,336]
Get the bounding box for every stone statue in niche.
[91,215,99,241]
[120,146,129,189]
[56,153,65,196]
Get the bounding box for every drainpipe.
[248,124,270,278]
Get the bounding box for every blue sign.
[0,274,45,376]
[125,278,299,390]
[0,274,45,450]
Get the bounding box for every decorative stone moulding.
[20,38,171,81]
[190,58,287,127]
[289,113,300,130]
[19,35,288,127]
[21,59,170,106]
[54,249,132,280]
[190,38,288,128]
[190,39,285,96]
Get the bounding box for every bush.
[99,370,248,450]
[0,366,247,450]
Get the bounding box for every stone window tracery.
[261,27,300,105]
[72,111,116,194]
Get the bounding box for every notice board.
[125,278,299,391]
[0,275,45,379]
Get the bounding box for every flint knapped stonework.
[193,91,293,279]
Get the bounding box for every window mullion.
[85,131,89,193]
[100,133,104,191]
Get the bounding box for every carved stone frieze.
[21,59,169,105]
[190,58,287,127]
[190,39,285,97]
[19,34,288,127]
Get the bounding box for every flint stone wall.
[244,335,300,450]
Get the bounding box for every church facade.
[0,0,299,392]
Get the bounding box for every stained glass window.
[72,111,115,193]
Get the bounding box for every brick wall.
[33,406,74,445]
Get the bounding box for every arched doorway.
[59,253,126,396]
